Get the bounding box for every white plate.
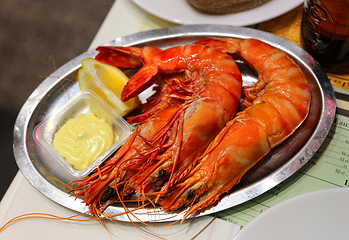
[131,0,303,26]
[234,188,349,240]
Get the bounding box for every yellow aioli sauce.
[52,113,117,171]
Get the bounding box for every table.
[1,0,348,239]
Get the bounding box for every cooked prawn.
[159,38,311,221]
[68,41,243,218]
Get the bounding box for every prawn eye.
[158,169,167,180]
[104,187,116,197]
[187,189,195,199]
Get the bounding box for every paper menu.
[213,6,349,227]
[258,5,303,46]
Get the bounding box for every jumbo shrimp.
[68,42,243,218]
[159,38,311,221]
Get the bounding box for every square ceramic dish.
[33,89,132,178]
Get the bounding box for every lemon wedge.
[78,58,138,116]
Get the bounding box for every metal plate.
[13,25,336,222]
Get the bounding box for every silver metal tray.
[13,25,336,222]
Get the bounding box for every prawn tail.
[95,45,163,68]
[95,46,143,68]
[194,37,242,54]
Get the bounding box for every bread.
[187,0,271,14]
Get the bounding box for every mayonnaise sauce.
[52,113,117,171]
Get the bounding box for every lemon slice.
[78,58,138,116]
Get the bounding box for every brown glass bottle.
[300,0,349,73]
